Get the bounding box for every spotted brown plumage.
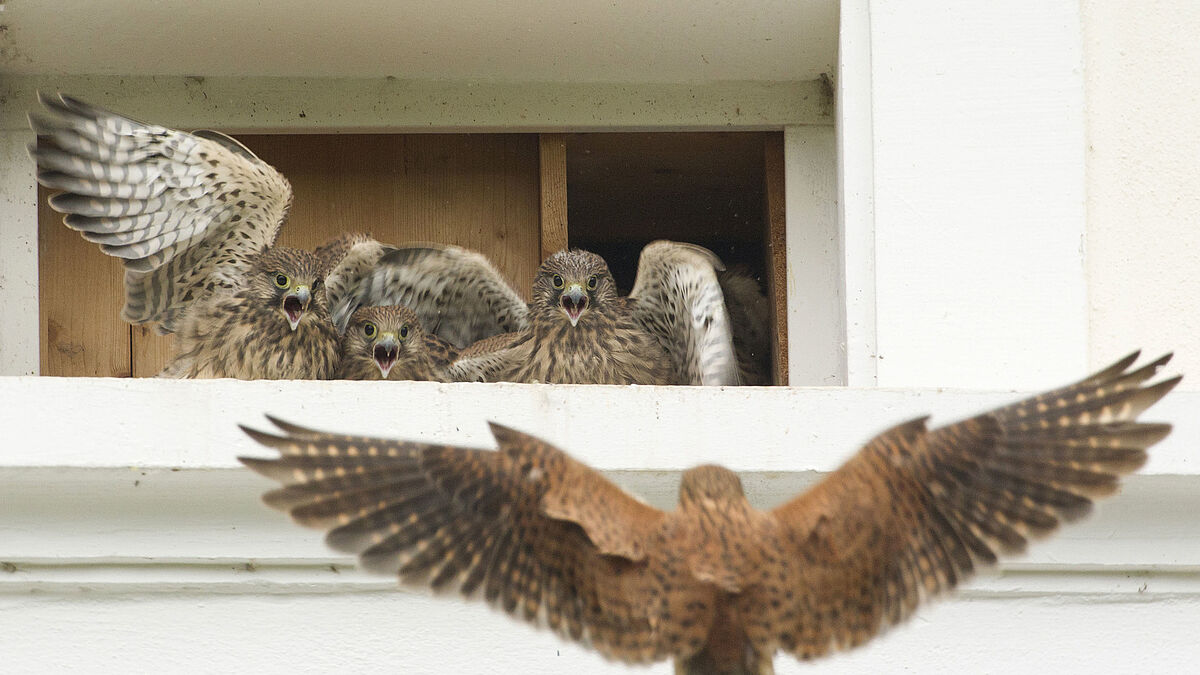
[239,351,1179,674]
[29,93,373,379]
[158,247,340,379]
[450,249,676,384]
[336,305,458,381]
[348,241,740,385]
[718,267,771,386]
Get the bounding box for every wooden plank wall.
[538,134,569,261]
[41,134,542,377]
[764,135,789,385]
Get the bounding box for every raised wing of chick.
[240,351,1178,674]
[330,242,530,349]
[31,93,345,379]
[31,92,293,335]
[627,241,740,386]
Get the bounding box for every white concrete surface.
[0,75,828,133]
[1,375,1193,475]
[0,0,837,82]
[1083,0,1200,380]
[837,0,879,386]
[0,131,38,376]
[867,0,1089,388]
[784,126,844,385]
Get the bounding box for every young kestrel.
[336,305,458,381]
[340,242,742,385]
[29,93,387,379]
[239,351,1179,674]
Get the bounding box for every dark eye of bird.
[363,322,376,339]
[586,275,598,290]
[274,273,290,289]
[552,274,564,289]
[399,324,410,339]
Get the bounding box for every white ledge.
[2,377,1195,474]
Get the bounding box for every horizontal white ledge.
[2,376,1195,474]
[3,468,1199,569]
[2,574,1198,674]
[3,561,1198,599]
[1,75,831,132]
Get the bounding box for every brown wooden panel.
[38,185,132,377]
[538,134,569,260]
[132,326,175,377]
[240,134,541,298]
[764,134,788,386]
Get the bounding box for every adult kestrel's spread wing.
[627,241,740,386]
[332,242,530,349]
[240,351,1178,673]
[764,351,1180,662]
[241,417,671,663]
[30,92,292,335]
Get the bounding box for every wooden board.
[538,134,569,260]
[40,134,543,377]
[764,134,789,385]
[38,185,132,377]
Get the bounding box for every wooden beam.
[38,185,131,377]
[764,133,788,385]
[538,134,569,260]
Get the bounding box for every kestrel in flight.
[239,351,1178,673]
[340,242,743,385]
[30,93,389,379]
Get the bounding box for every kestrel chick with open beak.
[336,305,457,381]
[159,246,340,379]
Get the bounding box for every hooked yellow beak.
[372,333,400,378]
[281,284,312,331]
[559,284,588,326]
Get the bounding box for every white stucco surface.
[867,0,1088,388]
[1083,0,1200,379]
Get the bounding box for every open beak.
[281,285,312,331]
[559,284,589,326]
[372,334,399,378]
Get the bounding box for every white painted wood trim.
[783,126,844,385]
[1,377,1193,474]
[837,0,879,386]
[1,75,831,132]
[0,131,39,376]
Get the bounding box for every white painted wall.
[866,0,1089,388]
[1083,0,1200,380]
[785,126,844,385]
[0,132,39,376]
